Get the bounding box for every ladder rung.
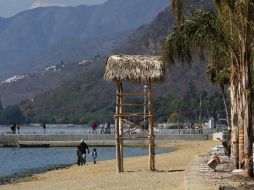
[116,103,150,106]
[115,113,152,117]
[116,92,150,96]
[118,136,148,140]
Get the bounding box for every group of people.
[10,123,20,134]
[10,123,47,134]
[76,140,97,166]
[177,123,203,134]
[91,121,111,134]
[100,122,111,134]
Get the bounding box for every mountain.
[18,0,221,124]
[0,0,169,80]
[117,0,215,55]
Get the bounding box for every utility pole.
[199,93,202,123]
[144,84,147,125]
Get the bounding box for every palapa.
[104,55,165,83]
[104,54,162,172]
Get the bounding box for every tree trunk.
[238,83,244,169]
[230,80,239,169]
[239,12,253,176]
[220,84,230,130]
[242,61,253,177]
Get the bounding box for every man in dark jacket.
[79,140,90,164]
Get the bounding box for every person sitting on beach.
[77,145,83,166]
[91,148,97,164]
[79,140,90,164]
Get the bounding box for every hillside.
[0,59,95,107]
[20,58,115,123]
[0,0,169,79]
[18,0,223,124]
[117,0,215,55]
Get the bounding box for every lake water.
[0,147,169,182]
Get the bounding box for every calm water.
[0,147,169,180]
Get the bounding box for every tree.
[0,96,3,111]
[0,105,25,124]
[163,1,254,176]
[207,65,230,130]
[169,112,178,123]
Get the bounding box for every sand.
[0,140,218,190]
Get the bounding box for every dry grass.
[104,55,165,83]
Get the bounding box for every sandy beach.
[0,140,218,190]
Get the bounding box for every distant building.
[45,66,57,72]
[44,64,64,72]
[0,75,28,84]
[78,59,93,65]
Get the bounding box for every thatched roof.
[104,55,165,83]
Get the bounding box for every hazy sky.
[0,0,107,18]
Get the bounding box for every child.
[77,145,83,166]
[91,148,97,164]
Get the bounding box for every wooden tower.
[104,55,165,173]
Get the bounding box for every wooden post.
[119,82,124,172]
[148,82,155,171]
[115,82,121,173]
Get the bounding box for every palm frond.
[162,9,231,66]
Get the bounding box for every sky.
[0,0,107,18]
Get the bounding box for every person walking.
[91,121,97,134]
[17,123,20,134]
[106,122,111,134]
[91,148,97,164]
[10,123,17,134]
[100,124,105,134]
[79,140,90,164]
[42,123,46,134]
[76,145,83,166]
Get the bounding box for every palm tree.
[162,0,254,176]
[172,0,185,25]
[207,65,230,131]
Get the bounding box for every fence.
[0,124,226,135]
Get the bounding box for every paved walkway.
[184,154,236,190]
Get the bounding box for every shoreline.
[0,140,219,190]
[0,145,172,186]
[0,164,72,186]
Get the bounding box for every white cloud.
[30,0,66,9]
